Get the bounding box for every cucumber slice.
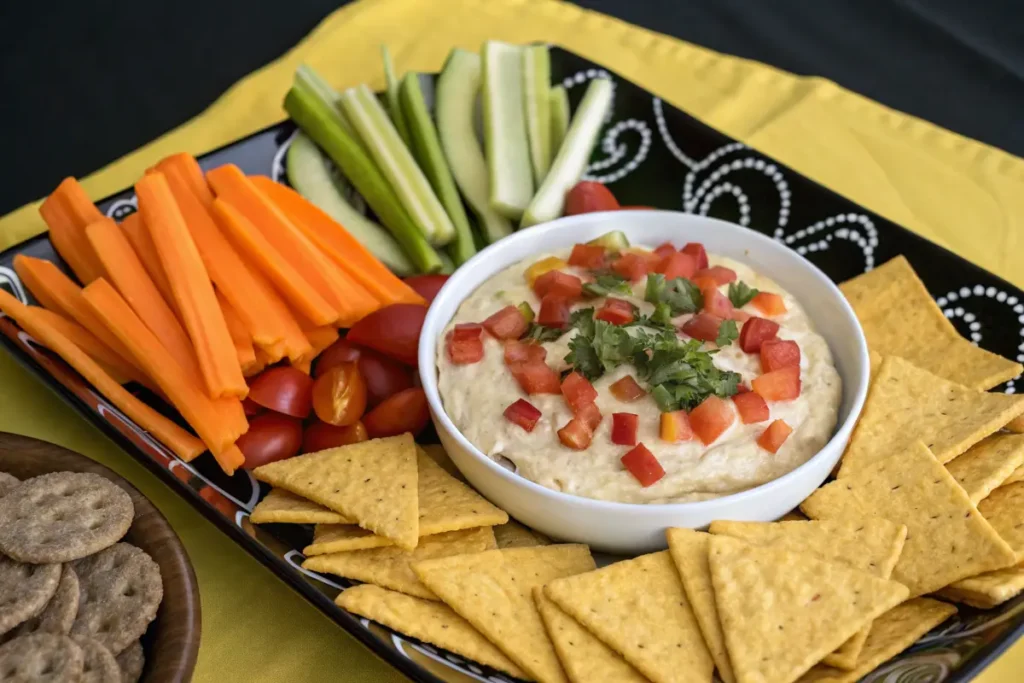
[399,72,477,265]
[521,78,613,228]
[338,84,456,246]
[549,85,570,159]
[381,46,413,150]
[481,41,534,219]
[588,230,631,251]
[435,49,513,244]
[522,45,552,184]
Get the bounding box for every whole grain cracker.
[14,565,79,637]
[545,551,714,683]
[0,472,134,563]
[413,545,595,683]
[533,586,646,683]
[0,558,60,637]
[802,442,1017,597]
[0,472,19,495]
[708,536,908,683]
[304,527,496,600]
[0,633,83,682]
[72,636,120,683]
[494,520,550,549]
[977,481,1024,560]
[938,564,1024,608]
[71,543,162,655]
[115,640,144,683]
[797,598,957,683]
[336,584,524,679]
[839,256,1022,390]
[838,356,1024,477]
[250,488,351,525]
[946,433,1024,504]
[252,434,419,549]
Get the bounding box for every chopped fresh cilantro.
[582,272,633,298]
[727,281,760,308]
[566,309,634,380]
[632,302,674,330]
[645,273,703,315]
[524,323,564,343]
[715,319,739,347]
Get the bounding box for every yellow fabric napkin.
[0,0,1020,681]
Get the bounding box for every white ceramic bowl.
[419,211,869,554]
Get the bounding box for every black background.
[2,0,1023,215]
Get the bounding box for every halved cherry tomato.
[510,360,561,395]
[681,313,724,342]
[732,391,769,424]
[483,305,530,340]
[312,362,367,426]
[610,375,647,402]
[568,244,608,270]
[660,410,694,442]
[702,285,735,319]
[504,399,542,432]
[576,402,603,431]
[316,340,414,409]
[314,339,361,376]
[658,252,698,280]
[611,413,639,445]
[242,397,263,417]
[403,274,449,303]
[558,418,593,450]
[561,371,598,412]
[537,296,571,328]
[682,243,709,270]
[739,317,780,353]
[504,340,547,365]
[347,303,427,366]
[752,366,801,401]
[237,413,303,469]
[621,443,665,487]
[694,266,737,286]
[611,252,650,282]
[757,419,793,453]
[248,366,314,418]
[595,298,635,325]
[302,420,368,453]
[760,339,801,373]
[751,292,787,317]
[363,387,430,438]
[564,181,620,215]
[534,271,583,301]
[446,331,484,364]
[689,395,735,445]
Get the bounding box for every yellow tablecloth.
[1,0,1021,680]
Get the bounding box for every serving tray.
[1,47,1021,683]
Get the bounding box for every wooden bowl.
[0,432,201,682]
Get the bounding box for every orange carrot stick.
[155,153,215,207]
[0,289,205,461]
[301,324,339,359]
[251,176,425,307]
[136,172,248,399]
[121,212,176,311]
[217,290,257,373]
[39,178,106,284]
[31,307,138,385]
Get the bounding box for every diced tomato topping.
[653,242,677,260]
[611,252,650,282]
[694,266,737,286]
[689,395,735,445]
[510,360,562,395]
[681,313,724,342]
[660,410,695,442]
[452,323,483,340]
[658,252,698,280]
[576,402,603,431]
[691,275,718,292]
[561,371,599,412]
[534,270,583,302]
[558,418,593,450]
[445,331,484,364]
[537,296,571,328]
[701,284,735,319]
[568,243,608,270]
[739,317,780,353]
[503,399,542,432]
[682,243,709,270]
[732,391,769,424]
[504,340,547,365]
[760,339,801,373]
[610,375,646,402]
[621,443,666,487]
[757,419,794,453]
[752,292,787,317]
[736,383,751,393]
[752,366,801,401]
[595,298,635,325]
[483,306,529,340]
[611,413,639,445]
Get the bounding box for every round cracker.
[14,566,80,637]
[114,641,144,683]
[0,557,61,637]
[70,543,162,655]
[0,632,84,682]
[0,472,19,496]
[71,636,120,683]
[0,472,134,563]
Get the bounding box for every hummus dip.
[437,242,841,504]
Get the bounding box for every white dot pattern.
[937,284,1024,393]
[582,119,652,183]
[782,214,878,270]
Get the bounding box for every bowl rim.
[419,210,870,513]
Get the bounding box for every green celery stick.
[549,85,570,159]
[381,46,413,149]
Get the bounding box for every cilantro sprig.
[727,281,759,308]
[715,319,739,347]
[645,274,703,316]
[582,273,633,298]
[524,323,565,343]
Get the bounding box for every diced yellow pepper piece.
[525,257,568,286]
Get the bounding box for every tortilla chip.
[978,482,1024,560]
[413,545,595,683]
[797,598,957,683]
[665,529,735,683]
[544,551,714,683]
[253,434,419,549]
[335,584,525,678]
[305,524,394,554]
[419,443,464,480]
[938,564,1024,608]
[837,356,1024,476]
[1006,414,1024,433]
[709,535,908,683]
[1006,463,1024,486]
[533,587,647,683]
[946,434,1024,504]
[802,442,1017,596]
[839,256,1022,390]
[780,510,809,521]
[304,527,496,600]
[868,349,883,381]
[494,520,550,549]
[249,488,352,525]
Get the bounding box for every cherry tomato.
[363,387,430,438]
[312,362,367,426]
[315,340,414,409]
[564,181,620,215]
[347,303,427,366]
[314,339,361,376]
[237,413,303,469]
[248,366,314,418]
[242,397,263,417]
[403,275,449,304]
[302,420,369,453]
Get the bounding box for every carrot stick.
[81,279,245,473]
[251,176,425,307]
[217,290,257,373]
[30,307,138,385]
[136,172,248,399]
[0,289,205,462]
[121,212,176,311]
[155,153,215,207]
[300,324,338,359]
[255,339,288,365]
[38,178,106,284]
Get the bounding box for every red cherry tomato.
[314,339,361,376]
[248,366,314,418]
[363,387,430,438]
[312,363,367,426]
[302,420,369,453]
[347,303,427,366]
[315,339,415,409]
[238,413,303,469]
[403,275,449,304]
[564,181,620,215]
[242,397,263,417]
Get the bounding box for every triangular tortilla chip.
[797,598,957,683]
[495,520,550,549]
[413,545,594,683]
[250,488,351,525]
[840,256,1022,390]
[938,563,1024,608]
[1006,461,1024,485]
[838,356,1024,476]
[335,584,525,679]
[665,529,735,683]
[252,434,419,549]
[708,536,908,683]
[419,443,464,480]
[1005,414,1024,433]
[978,482,1024,560]
[946,434,1024,504]
[304,524,393,555]
[304,527,496,600]
[802,442,1017,596]
[544,551,714,683]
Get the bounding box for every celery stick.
[437,249,456,275]
[338,84,456,246]
[521,78,613,228]
[481,41,534,219]
[435,49,513,244]
[284,82,442,273]
[549,85,570,159]
[294,65,358,141]
[522,45,552,184]
[381,46,413,149]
